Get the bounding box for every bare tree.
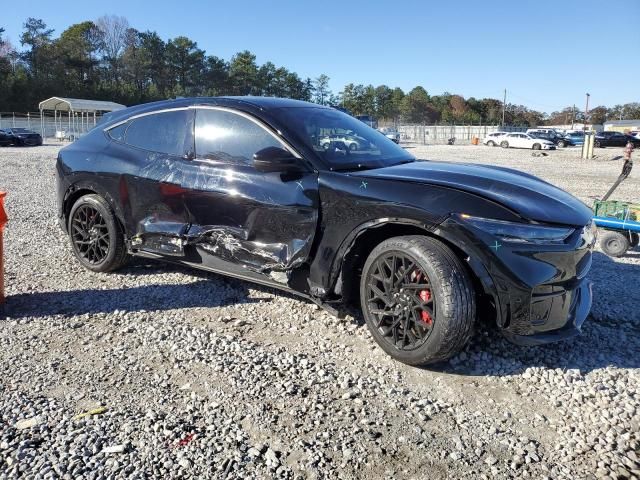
[313,74,331,105]
[96,15,130,81]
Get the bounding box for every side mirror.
[253,146,302,173]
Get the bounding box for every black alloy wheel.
[69,194,129,272]
[364,252,436,351]
[360,236,475,366]
[71,205,110,265]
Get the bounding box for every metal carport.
[38,97,126,140]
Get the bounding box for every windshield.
[276,107,414,170]
[11,128,30,133]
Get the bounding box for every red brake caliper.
[419,289,433,325]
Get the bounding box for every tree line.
[1,16,638,127]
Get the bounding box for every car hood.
[352,160,592,226]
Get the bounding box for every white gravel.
[0,143,638,479]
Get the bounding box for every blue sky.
[3,0,638,112]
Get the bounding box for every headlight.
[459,214,574,244]
[583,220,597,245]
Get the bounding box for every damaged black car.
[56,97,596,366]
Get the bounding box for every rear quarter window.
[111,109,192,157]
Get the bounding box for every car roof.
[98,96,329,129]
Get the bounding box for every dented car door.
[179,106,319,282]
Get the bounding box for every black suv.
[56,97,595,366]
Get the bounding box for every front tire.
[68,194,129,272]
[359,236,475,366]
[557,140,566,148]
[500,141,509,148]
[532,143,542,150]
[630,233,639,248]
[599,230,629,257]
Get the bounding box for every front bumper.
[541,144,556,150]
[436,217,595,345]
[501,278,592,345]
[18,137,43,146]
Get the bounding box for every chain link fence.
[398,124,526,145]
[0,112,103,141]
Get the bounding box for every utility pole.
[571,104,575,129]
[584,93,590,131]
[501,88,506,127]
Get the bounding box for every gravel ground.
[0,144,638,480]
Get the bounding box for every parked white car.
[378,127,400,143]
[500,133,556,150]
[483,131,508,146]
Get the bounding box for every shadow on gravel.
[0,259,284,319]
[0,280,272,319]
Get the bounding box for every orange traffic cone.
[0,192,7,304]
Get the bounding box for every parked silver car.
[378,127,400,144]
[318,133,372,151]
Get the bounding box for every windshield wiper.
[331,164,378,172]
[391,159,416,167]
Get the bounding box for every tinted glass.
[124,110,191,157]
[108,123,127,142]
[195,108,282,165]
[275,107,413,170]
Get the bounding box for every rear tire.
[500,141,509,148]
[487,140,495,147]
[599,230,629,257]
[359,236,476,366]
[68,194,129,272]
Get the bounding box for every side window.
[122,110,192,157]
[195,108,282,165]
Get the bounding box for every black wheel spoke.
[365,251,436,351]
[71,205,110,265]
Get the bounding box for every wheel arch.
[62,182,127,234]
[331,219,500,324]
